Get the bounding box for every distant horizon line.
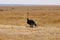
[0,4,60,6]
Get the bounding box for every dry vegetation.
[0,6,60,26]
[0,6,60,40]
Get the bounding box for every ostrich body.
[27,18,36,27]
[27,12,37,28]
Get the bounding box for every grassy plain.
[0,6,60,40]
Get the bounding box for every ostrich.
[27,12,37,28]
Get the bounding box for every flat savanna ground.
[0,6,60,40]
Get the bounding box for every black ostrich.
[27,12,37,28]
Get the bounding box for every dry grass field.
[0,6,60,40]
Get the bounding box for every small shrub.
[0,9,4,11]
[12,8,14,9]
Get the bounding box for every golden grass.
[0,6,60,26]
[0,6,60,40]
[0,25,60,40]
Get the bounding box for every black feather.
[27,18,36,27]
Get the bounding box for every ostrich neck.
[27,12,29,19]
[27,18,29,20]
